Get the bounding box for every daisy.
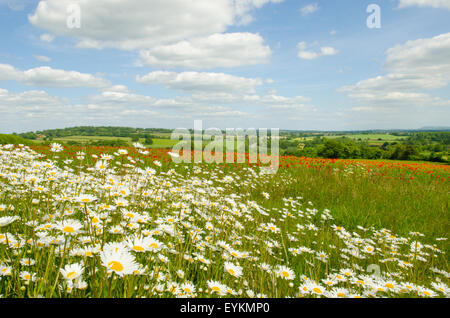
[363,245,375,254]
[60,263,84,281]
[125,235,150,253]
[224,262,243,278]
[207,280,227,296]
[181,282,196,295]
[20,271,37,282]
[109,225,124,235]
[276,265,296,280]
[20,258,35,266]
[50,143,63,153]
[153,160,162,167]
[54,219,83,235]
[100,249,140,277]
[146,237,165,253]
[310,283,326,296]
[0,264,12,276]
[410,241,423,252]
[77,194,97,204]
[0,216,20,227]
[95,160,108,171]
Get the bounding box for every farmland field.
[0,143,448,298]
[35,136,179,149]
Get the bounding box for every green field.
[295,134,408,145]
[35,135,179,149]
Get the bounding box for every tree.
[318,139,346,159]
[145,136,153,145]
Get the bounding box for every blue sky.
[0,0,449,133]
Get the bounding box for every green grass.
[0,134,34,146]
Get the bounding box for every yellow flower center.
[212,286,221,292]
[63,226,75,233]
[108,261,124,272]
[228,269,235,275]
[282,271,290,278]
[67,271,77,279]
[133,246,145,252]
[313,288,322,294]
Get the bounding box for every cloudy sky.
[0,0,449,133]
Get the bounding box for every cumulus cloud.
[0,63,110,88]
[139,33,272,69]
[398,0,450,10]
[28,0,282,50]
[339,33,450,109]
[136,71,265,94]
[0,88,68,127]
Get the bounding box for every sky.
[0,0,449,133]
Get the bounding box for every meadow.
[0,143,448,298]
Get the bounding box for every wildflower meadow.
[0,143,448,298]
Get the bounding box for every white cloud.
[398,0,450,10]
[33,55,51,62]
[40,33,55,43]
[300,3,320,15]
[339,32,450,108]
[320,47,339,56]
[0,88,67,118]
[136,71,264,94]
[0,63,110,88]
[139,33,272,69]
[297,42,339,60]
[29,0,282,50]
[0,0,32,11]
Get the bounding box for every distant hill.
[419,127,450,131]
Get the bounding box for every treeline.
[280,134,449,163]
